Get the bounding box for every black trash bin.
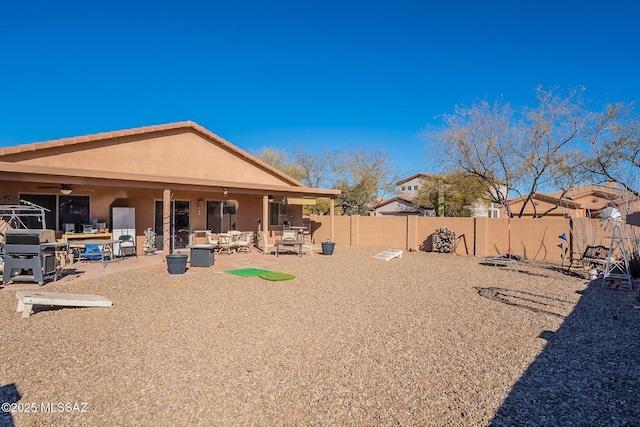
[321,241,335,256]
[166,253,188,274]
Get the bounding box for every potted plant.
[143,228,157,255]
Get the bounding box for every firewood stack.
[433,227,456,253]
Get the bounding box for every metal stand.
[602,226,632,289]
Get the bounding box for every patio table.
[275,240,303,257]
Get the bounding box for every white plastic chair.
[257,231,275,256]
[236,233,253,253]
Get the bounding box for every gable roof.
[0,121,304,187]
[395,172,438,186]
[548,183,631,202]
[510,192,584,209]
[373,195,415,209]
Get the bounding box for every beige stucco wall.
[3,130,291,187]
[309,214,617,263]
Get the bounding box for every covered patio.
[0,122,340,259]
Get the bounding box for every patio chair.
[205,231,219,245]
[118,234,137,257]
[302,218,315,243]
[282,230,298,241]
[217,234,237,255]
[301,239,314,256]
[235,232,253,253]
[81,244,111,262]
[256,231,275,256]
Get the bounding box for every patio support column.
[262,195,269,237]
[330,198,335,242]
[163,189,171,256]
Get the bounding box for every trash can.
[166,253,188,275]
[321,241,335,256]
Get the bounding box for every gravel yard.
[1,246,640,426]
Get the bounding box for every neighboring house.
[509,183,638,218]
[397,173,435,197]
[464,200,502,218]
[373,173,437,216]
[374,172,501,217]
[0,121,340,254]
[373,195,435,217]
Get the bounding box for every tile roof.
[395,172,438,186]
[0,121,305,187]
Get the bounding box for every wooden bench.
[16,291,112,318]
[568,245,609,270]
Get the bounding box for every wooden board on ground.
[16,291,112,318]
[372,249,403,261]
[484,257,518,267]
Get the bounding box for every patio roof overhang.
[0,161,340,199]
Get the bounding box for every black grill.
[3,230,65,286]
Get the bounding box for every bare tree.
[426,98,518,208]
[331,146,397,215]
[292,147,333,188]
[253,147,305,182]
[513,86,587,217]
[426,87,590,217]
[583,102,640,196]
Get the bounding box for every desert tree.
[413,172,487,217]
[425,97,518,208]
[330,146,397,215]
[254,147,305,182]
[512,86,588,217]
[426,86,590,218]
[583,102,640,196]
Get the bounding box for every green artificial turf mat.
[225,268,273,277]
[258,272,295,281]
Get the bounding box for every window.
[269,201,288,226]
[59,196,90,231]
[206,200,237,233]
[19,194,56,229]
[401,186,406,191]
[413,185,418,190]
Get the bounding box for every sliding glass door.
[206,200,237,233]
[154,200,190,251]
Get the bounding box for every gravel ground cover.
[1,246,639,426]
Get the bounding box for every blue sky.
[1,1,639,180]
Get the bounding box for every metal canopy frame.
[0,200,50,236]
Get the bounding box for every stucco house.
[509,183,637,218]
[373,172,501,217]
[373,173,437,216]
[0,121,340,254]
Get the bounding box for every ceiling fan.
[36,184,87,194]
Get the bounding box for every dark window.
[206,200,237,232]
[58,196,90,231]
[18,194,56,229]
[269,202,288,226]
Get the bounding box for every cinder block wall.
[310,215,611,262]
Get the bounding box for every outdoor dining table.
[275,239,303,257]
[72,239,120,268]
